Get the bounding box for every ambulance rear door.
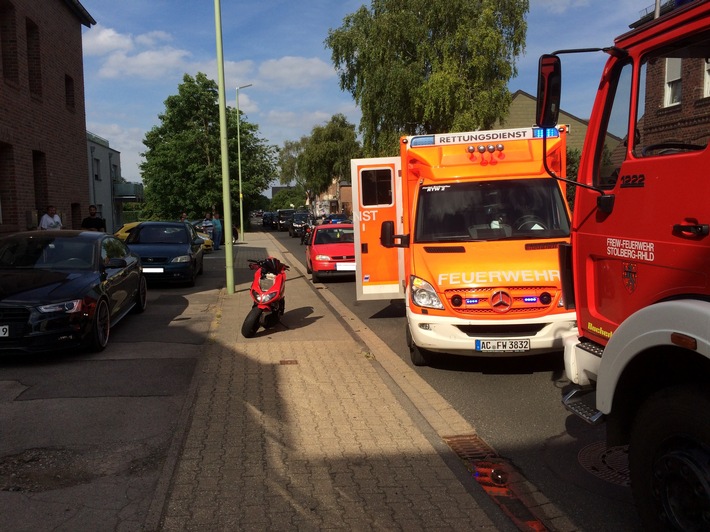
[351,157,404,301]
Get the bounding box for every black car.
[0,231,147,353]
[288,211,312,238]
[126,221,204,286]
[262,212,275,228]
[276,209,295,231]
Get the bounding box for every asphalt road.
[273,221,644,532]
[0,251,226,532]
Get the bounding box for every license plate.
[0,325,8,337]
[142,267,164,273]
[475,339,530,352]
[336,262,355,271]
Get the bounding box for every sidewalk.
[147,231,547,531]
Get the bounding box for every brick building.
[0,0,95,232]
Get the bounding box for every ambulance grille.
[424,246,466,253]
[444,286,559,316]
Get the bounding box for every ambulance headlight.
[410,276,444,310]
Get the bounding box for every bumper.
[408,309,577,357]
[0,313,89,353]
[141,264,195,282]
[313,261,356,275]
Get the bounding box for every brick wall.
[0,0,91,232]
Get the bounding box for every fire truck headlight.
[410,276,444,310]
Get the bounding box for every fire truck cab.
[536,1,710,528]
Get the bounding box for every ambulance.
[351,126,577,366]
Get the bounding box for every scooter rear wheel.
[241,307,262,338]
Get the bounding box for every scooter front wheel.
[241,307,262,338]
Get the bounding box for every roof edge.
[63,0,96,27]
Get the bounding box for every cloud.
[83,24,133,56]
[135,30,173,47]
[98,48,192,80]
[536,0,591,15]
[258,57,336,89]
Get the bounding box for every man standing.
[201,212,214,242]
[81,205,106,232]
[212,213,223,251]
[39,205,63,230]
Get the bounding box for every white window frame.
[665,57,682,107]
[705,58,710,98]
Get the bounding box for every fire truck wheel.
[628,384,710,531]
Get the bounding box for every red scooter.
[241,257,289,338]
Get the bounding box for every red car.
[305,223,355,282]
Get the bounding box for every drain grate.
[578,441,629,486]
[279,359,298,365]
[444,434,548,531]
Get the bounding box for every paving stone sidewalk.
[150,232,511,531]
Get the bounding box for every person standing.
[212,213,223,251]
[201,212,214,241]
[81,205,106,232]
[39,205,63,230]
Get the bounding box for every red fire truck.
[536,1,710,529]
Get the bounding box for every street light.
[236,83,252,242]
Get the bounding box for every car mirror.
[104,258,127,269]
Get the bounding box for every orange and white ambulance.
[351,126,576,366]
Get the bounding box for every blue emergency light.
[532,128,560,139]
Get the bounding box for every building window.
[665,57,682,107]
[65,74,75,109]
[26,18,41,96]
[0,1,19,84]
[93,158,101,180]
[705,58,710,98]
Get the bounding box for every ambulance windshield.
[414,179,570,243]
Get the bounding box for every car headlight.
[38,299,83,314]
[171,255,191,263]
[410,276,444,309]
[315,254,331,261]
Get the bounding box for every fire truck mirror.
[536,54,561,128]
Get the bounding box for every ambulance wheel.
[629,384,710,531]
[406,324,430,367]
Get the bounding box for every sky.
[80,0,655,183]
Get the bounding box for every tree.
[326,0,529,155]
[297,114,361,196]
[141,73,277,221]
[270,187,306,211]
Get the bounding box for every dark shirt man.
[81,205,106,232]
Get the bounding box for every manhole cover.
[578,441,630,486]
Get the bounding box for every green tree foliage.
[565,147,581,210]
[326,0,529,155]
[141,73,277,220]
[270,187,306,211]
[297,114,361,196]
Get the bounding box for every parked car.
[0,230,147,353]
[126,221,204,286]
[288,211,312,238]
[305,223,356,283]
[188,221,214,252]
[323,213,350,225]
[262,212,276,229]
[115,221,140,241]
[276,208,295,231]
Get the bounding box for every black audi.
[0,231,147,353]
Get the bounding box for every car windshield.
[414,179,570,243]
[132,225,188,244]
[0,235,95,270]
[314,227,355,245]
[293,213,309,222]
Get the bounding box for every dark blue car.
[126,221,204,286]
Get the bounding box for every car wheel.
[306,261,312,274]
[241,306,262,338]
[629,384,710,531]
[312,270,320,283]
[87,298,110,352]
[132,275,148,314]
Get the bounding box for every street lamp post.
[236,83,252,243]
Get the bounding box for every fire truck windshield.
[414,179,570,243]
